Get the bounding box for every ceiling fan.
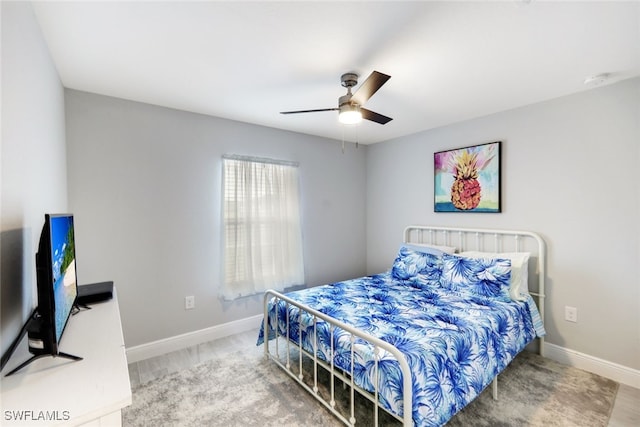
[280,71,393,125]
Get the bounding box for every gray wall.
[366,78,640,370]
[64,90,367,347]
[1,2,68,356]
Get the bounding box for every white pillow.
[459,251,530,300]
[406,243,457,255]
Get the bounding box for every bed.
[257,226,546,426]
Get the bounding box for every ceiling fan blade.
[351,71,391,106]
[361,108,393,125]
[280,108,338,115]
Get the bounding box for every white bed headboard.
[404,225,546,354]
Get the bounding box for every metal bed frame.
[263,225,546,426]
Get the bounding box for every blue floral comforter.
[257,269,544,426]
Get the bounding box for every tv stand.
[5,314,83,376]
[1,288,131,426]
[5,351,82,377]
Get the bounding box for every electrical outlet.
[185,295,195,310]
[565,306,577,322]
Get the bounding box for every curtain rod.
[222,154,299,168]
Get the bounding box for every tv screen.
[48,214,78,344]
[35,213,78,354]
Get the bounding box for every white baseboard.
[545,342,640,389]
[125,314,263,363]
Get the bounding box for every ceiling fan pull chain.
[356,125,359,148]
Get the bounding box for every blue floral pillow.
[439,253,511,300]
[391,246,443,288]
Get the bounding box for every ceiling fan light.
[339,104,362,124]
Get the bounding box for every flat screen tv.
[35,213,79,354]
[3,214,82,376]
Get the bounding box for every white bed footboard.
[263,290,413,426]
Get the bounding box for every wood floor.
[128,329,639,426]
[609,383,640,427]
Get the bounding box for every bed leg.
[492,377,498,400]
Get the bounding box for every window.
[222,155,305,299]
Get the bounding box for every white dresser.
[1,289,132,426]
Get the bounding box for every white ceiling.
[32,1,640,145]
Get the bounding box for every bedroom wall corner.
[64,90,368,348]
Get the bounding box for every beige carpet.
[123,345,618,426]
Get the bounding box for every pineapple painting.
[434,142,501,212]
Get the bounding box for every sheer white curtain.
[222,156,305,299]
